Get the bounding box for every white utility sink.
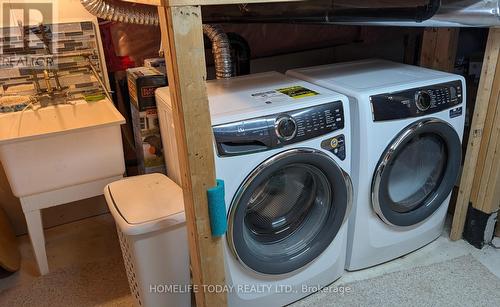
[0,98,126,275]
[0,99,125,197]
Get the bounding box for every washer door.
[227,148,352,275]
[372,118,462,227]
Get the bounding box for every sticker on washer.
[277,86,319,99]
[251,90,292,104]
[251,86,319,104]
[450,107,463,118]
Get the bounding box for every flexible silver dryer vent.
[80,0,233,78]
[202,24,232,79]
[80,0,159,26]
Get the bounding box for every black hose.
[227,33,251,76]
[201,0,442,24]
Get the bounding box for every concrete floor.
[0,213,499,302]
[341,224,500,284]
[0,214,122,293]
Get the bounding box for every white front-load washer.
[287,59,466,271]
[156,72,353,306]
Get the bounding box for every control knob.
[275,115,297,141]
[415,90,432,111]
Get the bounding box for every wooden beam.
[420,28,459,71]
[122,0,302,6]
[468,38,500,214]
[471,66,500,214]
[121,0,162,5]
[158,5,227,307]
[469,56,500,209]
[420,28,439,67]
[483,151,500,214]
[165,0,301,6]
[451,28,500,240]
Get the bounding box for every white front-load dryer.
[156,72,353,306]
[287,59,466,271]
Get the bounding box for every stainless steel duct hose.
[431,0,500,27]
[80,0,233,78]
[335,0,500,27]
[202,24,233,79]
[80,0,159,26]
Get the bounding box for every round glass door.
[227,148,351,275]
[372,119,462,227]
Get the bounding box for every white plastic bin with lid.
[104,173,190,307]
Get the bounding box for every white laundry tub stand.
[0,99,125,275]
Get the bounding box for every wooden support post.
[420,28,459,71]
[450,28,500,240]
[471,112,500,214]
[469,53,500,214]
[158,5,227,307]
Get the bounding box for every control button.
[415,90,432,111]
[275,115,297,141]
[331,138,339,148]
[450,86,457,99]
[321,134,346,161]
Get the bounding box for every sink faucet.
[43,70,53,94]
[18,21,43,95]
[31,72,43,95]
[37,24,63,93]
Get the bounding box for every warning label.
[276,86,319,99]
[251,90,291,104]
[251,86,319,104]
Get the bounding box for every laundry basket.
[104,174,190,307]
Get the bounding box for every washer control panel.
[370,80,463,122]
[213,101,344,156]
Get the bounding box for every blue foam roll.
[207,179,227,237]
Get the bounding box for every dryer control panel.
[213,101,344,157]
[370,80,463,122]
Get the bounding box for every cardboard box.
[130,106,167,175]
[127,67,167,111]
[144,57,166,74]
[127,67,168,175]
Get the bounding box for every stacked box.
[127,67,168,175]
[144,58,167,74]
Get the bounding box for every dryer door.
[372,118,462,227]
[227,148,352,275]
